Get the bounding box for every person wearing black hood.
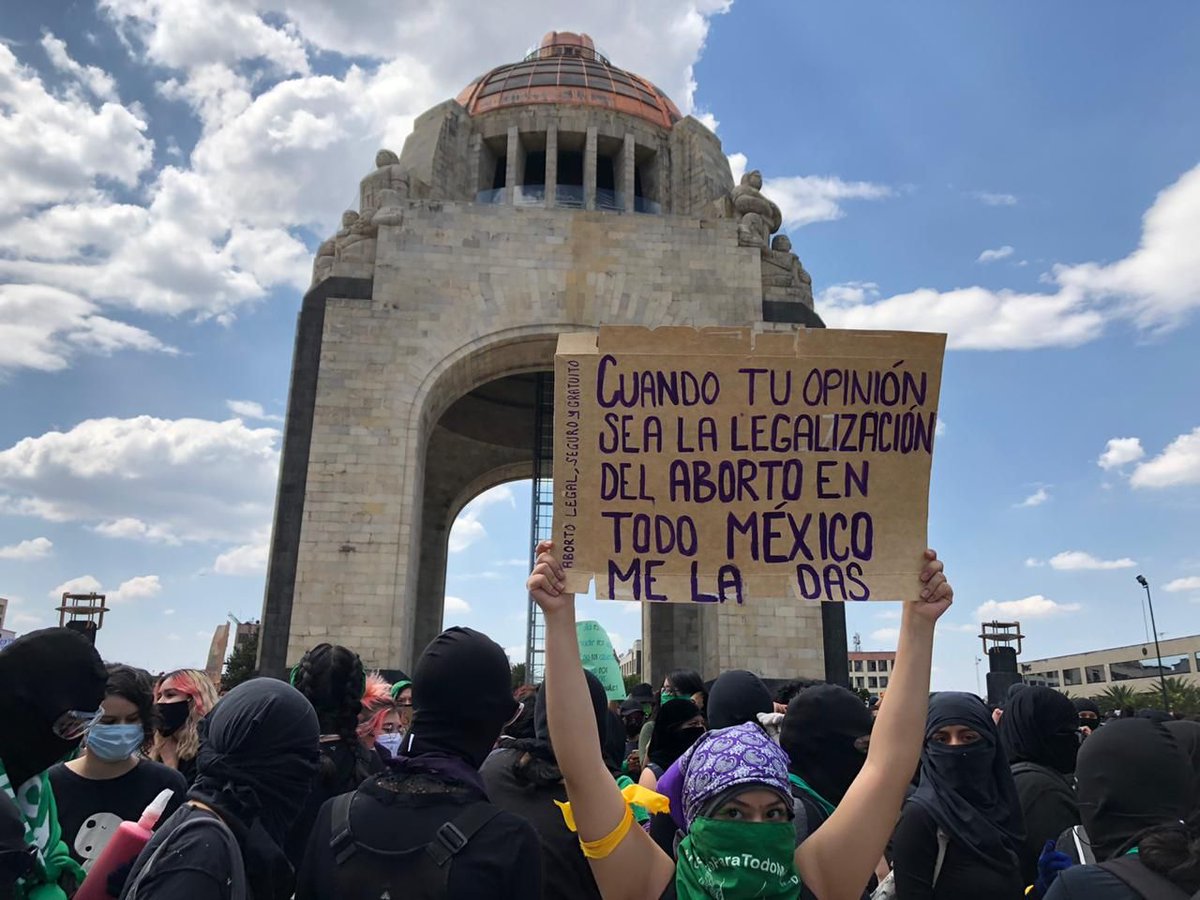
[705,669,774,731]
[639,699,705,790]
[0,627,107,900]
[285,644,381,870]
[296,627,541,899]
[890,692,1025,899]
[1045,717,1199,899]
[1072,697,1100,737]
[998,685,1080,886]
[480,671,609,900]
[120,677,320,900]
[638,669,704,764]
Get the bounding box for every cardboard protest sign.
[576,620,626,701]
[552,326,946,605]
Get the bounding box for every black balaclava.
[189,678,319,848]
[705,669,773,730]
[646,699,704,771]
[999,685,1079,773]
[1004,682,1028,707]
[532,668,608,761]
[602,708,625,771]
[1164,720,1200,812]
[1073,697,1101,729]
[781,684,873,805]
[0,628,106,788]
[910,692,1025,869]
[1076,718,1195,861]
[620,698,645,737]
[404,627,517,769]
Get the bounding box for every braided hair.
[293,644,373,788]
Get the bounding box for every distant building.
[619,639,643,682]
[1021,633,1200,698]
[849,650,896,695]
[0,597,7,630]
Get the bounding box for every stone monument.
[258,31,841,687]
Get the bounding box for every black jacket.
[1010,762,1078,886]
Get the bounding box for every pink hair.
[356,672,397,741]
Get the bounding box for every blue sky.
[0,2,1197,690]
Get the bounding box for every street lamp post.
[1136,575,1170,714]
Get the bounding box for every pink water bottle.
[75,788,175,900]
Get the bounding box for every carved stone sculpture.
[334,209,378,269]
[730,170,782,249]
[361,148,411,212]
[762,233,813,306]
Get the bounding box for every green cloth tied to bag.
[0,758,84,900]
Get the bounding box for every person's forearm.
[542,598,626,840]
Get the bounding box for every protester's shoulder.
[1048,864,1136,899]
[134,759,189,790]
[126,807,234,899]
[47,761,74,787]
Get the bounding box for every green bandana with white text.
[675,817,801,900]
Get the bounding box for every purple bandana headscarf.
[679,722,792,827]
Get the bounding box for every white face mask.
[375,732,403,759]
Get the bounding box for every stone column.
[544,126,558,209]
[505,126,523,205]
[621,133,636,212]
[584,126,597,211]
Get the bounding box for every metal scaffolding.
[525,372,554,683]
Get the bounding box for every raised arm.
[796,549,951,900]
[528,541,676,900]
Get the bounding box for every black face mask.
[1045,730,1081,775]
[156,699,191,736]
[624,714,644,738]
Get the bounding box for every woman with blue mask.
[528,540,955,900]
[50,665,187,869]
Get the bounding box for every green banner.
[576,619,626,702]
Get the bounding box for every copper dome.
[456,31,682,130]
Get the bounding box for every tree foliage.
[221,632,259,693]
[510,662,527,691]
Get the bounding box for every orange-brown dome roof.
[457,31,682,130]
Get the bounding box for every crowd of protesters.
[1,541,1197,899]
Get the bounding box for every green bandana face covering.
[661,691,689,705]
[675,817,801,899]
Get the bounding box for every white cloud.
[444,595,472,614]
[1016,487,1050,508]
[0,537,53,560]
[1048,551,1136,571]
[94,517,179,543]
[0,43,152,215]
[821,162,1200,348]
[977,245,1014,264]
[727,152,747,184]
[971,191,1018,206]
[1098,437,1145,470]
[0,415,280,544]
[163,608,176,615]
[40,32,119,101]
[976,595,1081,620]
[1130,427,1200,489]
[110,575,162,604]
[1025,557,1044,568]
[1164,576,1200,593]
[763,174,894,229]
[449,485,516,554]
[213,539,269,576]
[0,284,173,373]
[226,400,284,423]
[869,627,899,644]
[50,575,103,597]
[935,418,947,437]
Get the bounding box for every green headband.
[390,680,412,699]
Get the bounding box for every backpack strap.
[1099,855,1190,900]
[125,809,247,900]
[425,802,501,868]
[329,791,357,865]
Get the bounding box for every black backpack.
[1099,855,1200,900]
[328,789,500,899]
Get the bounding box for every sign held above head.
[552,325,947,606]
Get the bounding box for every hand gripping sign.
[552,325,946,606]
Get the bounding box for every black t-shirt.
[118,804,236,900]
[480,748,602,900]
[889,802,1024,900]
[295,770,542,900]
[49,760,187,868]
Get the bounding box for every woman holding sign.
[527,540,953,900]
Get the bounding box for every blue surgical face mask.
[375,732,403,760]
[86,724,145,762]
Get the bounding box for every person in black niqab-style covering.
[296,627,542,900]
[1045,717,1200,898]
[481,672,608,900]
[704,669,774,731]
[782,684,874,813]
[998,685,1080,885]
[1072,697,1100,734]
[890,692,1025,899]
[642,699,704,785]
[121,678,320,900]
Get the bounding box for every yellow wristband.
[555,784,671,860]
